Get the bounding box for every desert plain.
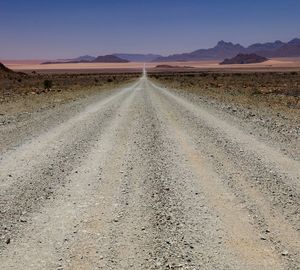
[2,57,300,73]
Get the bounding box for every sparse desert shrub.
[44,79,53,90]
[250,88,261,95]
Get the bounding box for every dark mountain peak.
[215,40,244,50]
[220,53,268,65]
[288,38,300,45]
[75,55,96,61]
[216,40,233,47]
[246,40,285,54]
[217,40,228,46]
[92,55,129,63]
[274,40,284,44]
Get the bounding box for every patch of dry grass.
[149,72,300,115]
[0,72,139,115]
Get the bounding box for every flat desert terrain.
[1,67,300,269]
[2,57,300,73]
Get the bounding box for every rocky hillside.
[0,62,14,74]
[220,53,268,65]
[92,55,129,63]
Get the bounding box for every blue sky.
[1,0,300,59]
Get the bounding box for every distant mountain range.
[56,55,96,62]
[42,38,300,64]
[154,38,300,62]
[42,53,162,64]
[42,54,129,64]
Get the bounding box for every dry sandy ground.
[0,73,299,269]
[2,58,300,73]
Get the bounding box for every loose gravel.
[0,74,299,269]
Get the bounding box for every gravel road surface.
[0,72,299,269]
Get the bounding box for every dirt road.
[0,72,299,269]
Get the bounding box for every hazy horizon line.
[1,36,299,61]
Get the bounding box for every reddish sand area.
[2,58,300,73]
